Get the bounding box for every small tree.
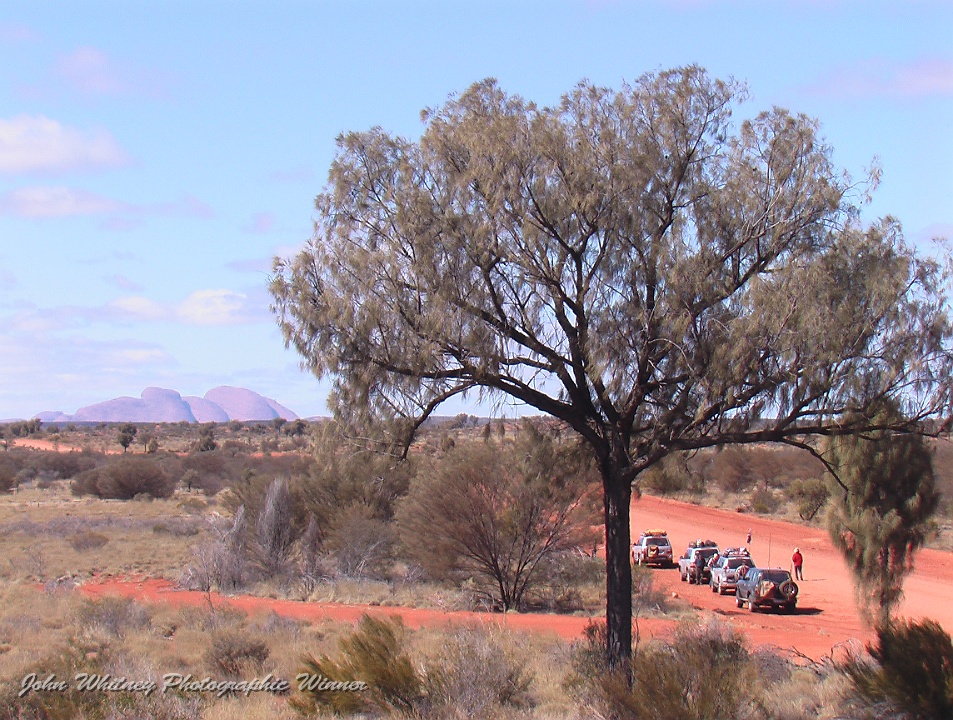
[826,404,940,625]
[271,68,953,665]
[195,424,217,452]
[397,423,599,610]
[117,423,137,452]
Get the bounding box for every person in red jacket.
[792,547,804,580]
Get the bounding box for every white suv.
[631,530,674,567]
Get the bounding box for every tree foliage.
[826,404,940,625]
[271,67,953,665]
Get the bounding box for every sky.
[0,1,951,421]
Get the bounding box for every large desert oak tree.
[271,67,952,667]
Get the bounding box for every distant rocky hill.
[35,386,299,423]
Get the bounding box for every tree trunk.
[602,461,633,671]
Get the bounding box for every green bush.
[293,614,422,716]
[843,618,953,720]
[570,619,765,720]
[749,485,781,514]
[785,476,830,520]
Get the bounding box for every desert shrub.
[0,635,199,720]
[208,507,249,591]
[71,456,175,499]
[420,625,533,717]
[533,550,604,611]
[152,518,201,536]
[631,561,668,615]
[75,596,151,639]
[786,476,830,521]
[397,428,599,611]
[293,614,422,716]
[181,449,232,494]
[571,619,764,720]
[704,445,754,493]
[255,477,296,577]
[749,485,782,514]
[325,503,396,578]
[640,453,700,496]
[0,458,16,493]
[68,530,110,551]
[29,449,98,479]
[204,631,270,677]
[842,618,953,720]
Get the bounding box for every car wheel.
[748,599,758,613]
[718,582,726,596]
[711,580,717,593]
[736,595,743,608]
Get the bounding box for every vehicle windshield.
[760,570,792,583]
[698,548,718,559]
[645,538,670,547]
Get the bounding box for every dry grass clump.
[75,596,151,639]
[204,631,271,677]
[68,530,109,551]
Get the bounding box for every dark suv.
[735,568,798,613]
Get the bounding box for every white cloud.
[244,211,276,233]
[0,22,39,43]
[0,185,121,217]
[109,296,170,321]
[110,347,171,365]
[806,56,953,100]
[177,289,249,325]
[57,47,124,94]
[0,115,129,174]
[0,185,214,223]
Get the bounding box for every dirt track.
[78,494,953,661]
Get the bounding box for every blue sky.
[1,1,951,420]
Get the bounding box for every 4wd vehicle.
[677,540,719,584]
[710,547,755,595]
[735,567,798,613]
[631,530,674,567]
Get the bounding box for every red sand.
[76,495,953,661]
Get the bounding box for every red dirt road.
[631,495,953,658]
[78,495,953,661]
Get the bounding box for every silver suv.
[710,549,755,595]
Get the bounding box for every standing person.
[792,547,804,580]
[746,528,752,545]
